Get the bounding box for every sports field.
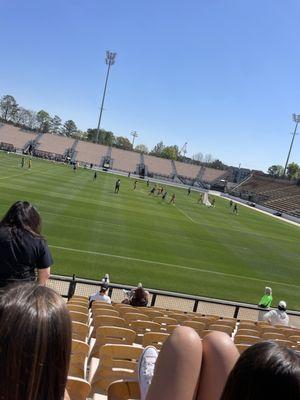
[1,151,300,309]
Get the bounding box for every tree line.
[0,94,227,168]
[267,164,300,180]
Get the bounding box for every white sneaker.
[138,346,158,400]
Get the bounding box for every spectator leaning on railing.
[0,201,52,288]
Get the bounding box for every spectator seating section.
[76,141,108,166]
[64,295,300,399]
[144,154,173,177]
[174,161,201,179]
[111,147,140,173]
[35,133,74,155]
[0,123,36,149]
[233,174,300,217]
[200,167,228,183]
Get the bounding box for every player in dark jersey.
[133,180,138,190]
[146,179,150,187]
[115,179,121,194]
[21,157,25,168]
[187,187,191,196]
[149,187,155,195]
[229,200,233,208]
[93,171,97,180]
[169,193,176,204]
[197,194,203,204]
[233,203,238,214]
[162,191,168,201]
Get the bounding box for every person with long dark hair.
[0,201,53,287]
[0,283,72,400]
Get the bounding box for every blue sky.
[1,0,300,171]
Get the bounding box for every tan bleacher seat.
[90,326,136,358]
[92,316,127,338]
[144,154,173,176]
[213,319,236,328]
[261,332,286,341]
[72,321,89,343]
[153,316,178,326]
[142,332,170,350]
[0,123,36,149]
[209,324,233,336]
[236,328,260,337]
[66,377,91,400]
[69,339,89,379]
[111,147,140,173]
[69,311,89,325]
[76,141,108,165]
[199,330,213,338]
[141,308,164,319]
[192,316,217,326]
[174,161,200,179]
[107,381,140,400]
[234,335,261,345]
[35,133,74,155]
[123,313,149,323]
[129,321,161,344]
[89,344,143,395]
[93,309,120,318]
[288,335,300,344]
[67,304,89,314]
[167,313,189,324]
[113,304,133,311]
[183,320,206,334]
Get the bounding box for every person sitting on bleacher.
[263,300,290,326]
[0,283,72,400]
[122,283,149,307]
[89,282,111,307]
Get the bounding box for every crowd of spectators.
[0,201,299,399]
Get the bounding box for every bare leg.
[146,327,203,400]
[196,331,239,400]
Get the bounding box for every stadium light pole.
[96,51,117,143]
[283,113,300,175]
[131,131,138,147]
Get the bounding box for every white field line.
[49,244,300,289]
[175,205,197,223]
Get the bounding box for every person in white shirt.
[89,283,111,306]
[263,300,289,326]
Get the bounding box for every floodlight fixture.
[283,113,299,175]
[96,50,117,143]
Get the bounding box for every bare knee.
[168,326,202,355]
[202,331,239,365]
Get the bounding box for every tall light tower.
[96,50,117,143]
[131,131,138,147]
[283,113,300,175]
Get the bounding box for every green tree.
[36,110,51,133]
[0,95,18,121]
[63,120,78,137]
[286,162,299,179]
[150,141,164,156]
[210,159,226,170]
[86,128,115,145]
[135,144,149,153]
[268,165,284,177]
[50,115,62,134]
[161,145,179,160]
[115,136,133,150]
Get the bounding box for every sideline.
[49,244,300,289]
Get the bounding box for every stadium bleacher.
[0,123,36,150]
[64,295,300,399]
[35,133,75,157]
[174,161,200,179]
[111,147,140,173]
[232,173,300,217]
[76,141,109,166]
[143,154,173,178]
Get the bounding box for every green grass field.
[1,151,300,309]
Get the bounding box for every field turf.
[1,151,300,309]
